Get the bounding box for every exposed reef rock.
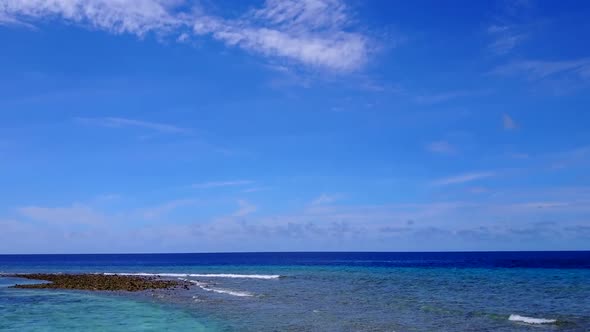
[9,273,187,292]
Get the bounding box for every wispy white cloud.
[426,141,456,155]
[491,58,590,80]
[233,199,257,217]
[0,0,185,35]
[311,193,341,205]
[17,197,201,228]
[192,0,370,72]
[76,117,189,134]
[546,145,590,170]
[513,201,572,209]
[141,198,200,219]
[0,11,36,28]
[503,113,518,130]
[487,24,527,55]
[486,0,533,55]
[414,90,490,105]
[18,204,106,225]
[491,58,590,95]
[192,180,253,189]
[433,172,495,186]
[1,0,372,72]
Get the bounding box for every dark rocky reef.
[9,274,189,292]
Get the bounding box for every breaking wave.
[179,278,253,297]
[102,272,280,279]
[509,314,557,324]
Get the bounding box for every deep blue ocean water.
[1,252,589,331]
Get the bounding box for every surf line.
[178,278,254,297]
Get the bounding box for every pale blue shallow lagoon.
[1,252,589,331]
[0,277,217,331]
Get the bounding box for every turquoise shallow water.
[1,252,589,331]
[0,278,218,331]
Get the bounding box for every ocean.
[0,252,589,331]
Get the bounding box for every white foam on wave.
[179,278,253,297]
[509,314,557,324]
[103,272,187,277]
[205,287,253,297]
[102,272,280,279]
[187,273,280,280]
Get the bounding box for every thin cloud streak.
[433,172,495,186]
[491,58,590,80]
[141,198,201,219]
[192,180,254,189]
[414,89,491,105]
[311,193,341,205]
[487,24,527,55]
[18,204,106,226]
[486,0,532,56]
[427,141,456,154]
[76,117,190,134]
[233,199,257,217]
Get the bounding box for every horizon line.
[1,250,588,256]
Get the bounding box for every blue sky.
[1,0,589,253]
